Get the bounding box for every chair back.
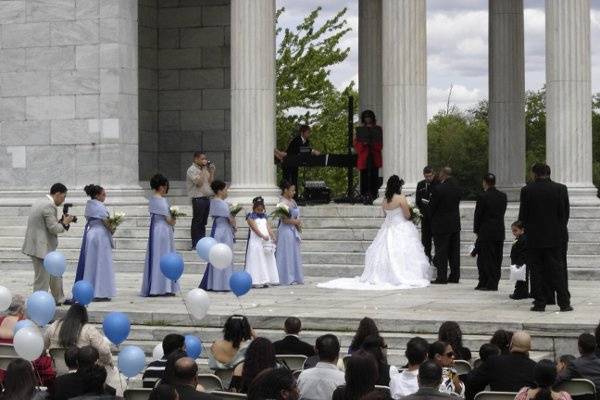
[198,373,225,391]
[292,369,302,380]
[374,385,391,397]
[276,354,308,371]
[0,344,18,357]
[49,347,70,376]
[342,355,351,369]
[454,359,473,375]
[0,355,19,370]
[210,390,248,400]
[124,388,153,400]
[213,368,235,388]
[556,378,596,397]
[474,391,519,400]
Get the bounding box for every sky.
[277,0,600,118]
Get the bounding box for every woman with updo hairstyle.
[74,184,116,301]
[275,180,304,285]
[141,173,179,297]
[514,359,572,400]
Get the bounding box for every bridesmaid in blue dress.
[75,184,116,301]
[275,181,304,285]
[199,180,235,291]
[141,174,179,297]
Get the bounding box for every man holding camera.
[187,152,215,248]
[22,183,75,305]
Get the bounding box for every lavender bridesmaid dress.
[199,198,234,291]
[275,199,304,285]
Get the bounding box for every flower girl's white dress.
[245,213,280,286]
[318,206,431,290]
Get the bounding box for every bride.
[318,175,431,290]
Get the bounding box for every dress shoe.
[530,306,545,312]
[448,280,459,284]
[480,287,497,291]
[559,306,574,312]
[510,294,528,300]
[474,286,484,291]
[430,280,447,285]
[93,297,111,302]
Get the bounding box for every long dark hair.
[351,317,382,351]
[0,359,38,400]
[344,350,378,400]
[361,334,388,366]
[491,329,513,355]
[223,315,253,349]
[247,368,296,400]
[361,110,377,125]
[384,175,404,202]
[533,360,558,400]
[241,337,277,393]
[438,321,465,358]
[58,304,89,348]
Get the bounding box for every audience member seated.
[390,337,429,399]
[438,322,471,362]
[230,337,278,393]
[349,317,383,354]
[557,355,576,375]
[491,330,513,355]
[209,315,254,370]
[401,361,453,400]
[51,346,105,400]
[172,357,217,400]
[429,341,465,397]
[44,304,113,368]
[163,349,188,385]
[247,368,299,400]
[465,331,536,400]
[478,344,500,363]
[0,358,48,400]
[68,364,115,400]
[556,333,600,391]
[362,334,399,386]
[143,333,186,388]
[332,350,378,400]
[273,317,315,357]
[515,360,572,400]
[297,334,345,400]
[48,346,80,399]
[149,383,180,400]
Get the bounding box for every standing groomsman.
[519,163,572,312]
[416,166,437,263]
[473,173,507,291]
[430,167,462,284]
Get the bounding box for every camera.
[63,203,78,223]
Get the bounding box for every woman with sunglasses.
[428,341,464,397]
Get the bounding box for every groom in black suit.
[430,167,462,284]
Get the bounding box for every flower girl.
[244,197,279,287]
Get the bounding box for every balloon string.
[236,296,244,312]
[32,360,44,389]
[177,286,196,325]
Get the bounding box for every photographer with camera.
[22,183,75,305]
[186,151,215,248]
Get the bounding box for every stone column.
[546,0,598,203]
[488,0,525,201]
[229,0,279,203]
[359,0,382,119]
[381,0,427,194]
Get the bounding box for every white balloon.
[14,326,44,361]
[185,288,210,320]
[0,286,11,312]
[152,343,164,361]
[208,243,233,270]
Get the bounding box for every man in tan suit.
[22,183,75,305]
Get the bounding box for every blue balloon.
[229,271,252,297]
[118,345,146,378]
[160,252,184,282]
[196,237,217,261]
[26,291,56,326]
[13,319,35,334]
[43,251,66,277]
[102,312,130,345]
[72,281,94,306]
[185,335,202,359]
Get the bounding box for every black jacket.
[273,335,315,357]
[402,387,453,400]
[416,179,437,218]
[430,178,462,235]
[473,187,507,242]
[518,178,569,249]
[465,352,536,400]
[510,235,527,266]
[556,354,600,391]
[49,372,85,400]
[286,135,310,156]
[551,180,570,243]
[173,384,218,400]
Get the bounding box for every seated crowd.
[2,302,600,400]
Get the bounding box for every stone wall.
[0,0,140,191]
[138,0,231,182]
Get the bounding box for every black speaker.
[302,181,331,204]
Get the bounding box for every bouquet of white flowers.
[169,206,187,218]
[270,203,302,233]
[229,203,243,217]
[409,202,422,226]
[106,211,125,232]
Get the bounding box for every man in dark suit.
[416,166,437,263]
[430,167,462,284]
[273,317,315,357]
[465,331,536,400]
[473,173,507,291]
[50,346,100,400]
[401,361,453,400]
[519,163,572,312]
[557,333,600,391]
[173,357,217,400]
[279,124,320,191]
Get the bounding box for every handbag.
[509,264,527,282]
[263,240,276,255]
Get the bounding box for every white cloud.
[428,84,483,118]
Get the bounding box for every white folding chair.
[276,354,308,371]
[197,373,225,391]
[474,391,519,400]
[123,388,153,400]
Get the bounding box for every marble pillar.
[229,0,278,203]
[381,0,427,194]
[488,0,525,201]
[546,0,598,204]
[359,0,382,119]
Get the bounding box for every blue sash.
[75,217,101,282]
[198,218,219,289]
[142,213,157,297]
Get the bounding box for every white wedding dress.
[318,206,432,290]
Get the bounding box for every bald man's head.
[174,357,198,384]
[510,331,531,354]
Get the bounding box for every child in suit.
[510,221,529,300]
